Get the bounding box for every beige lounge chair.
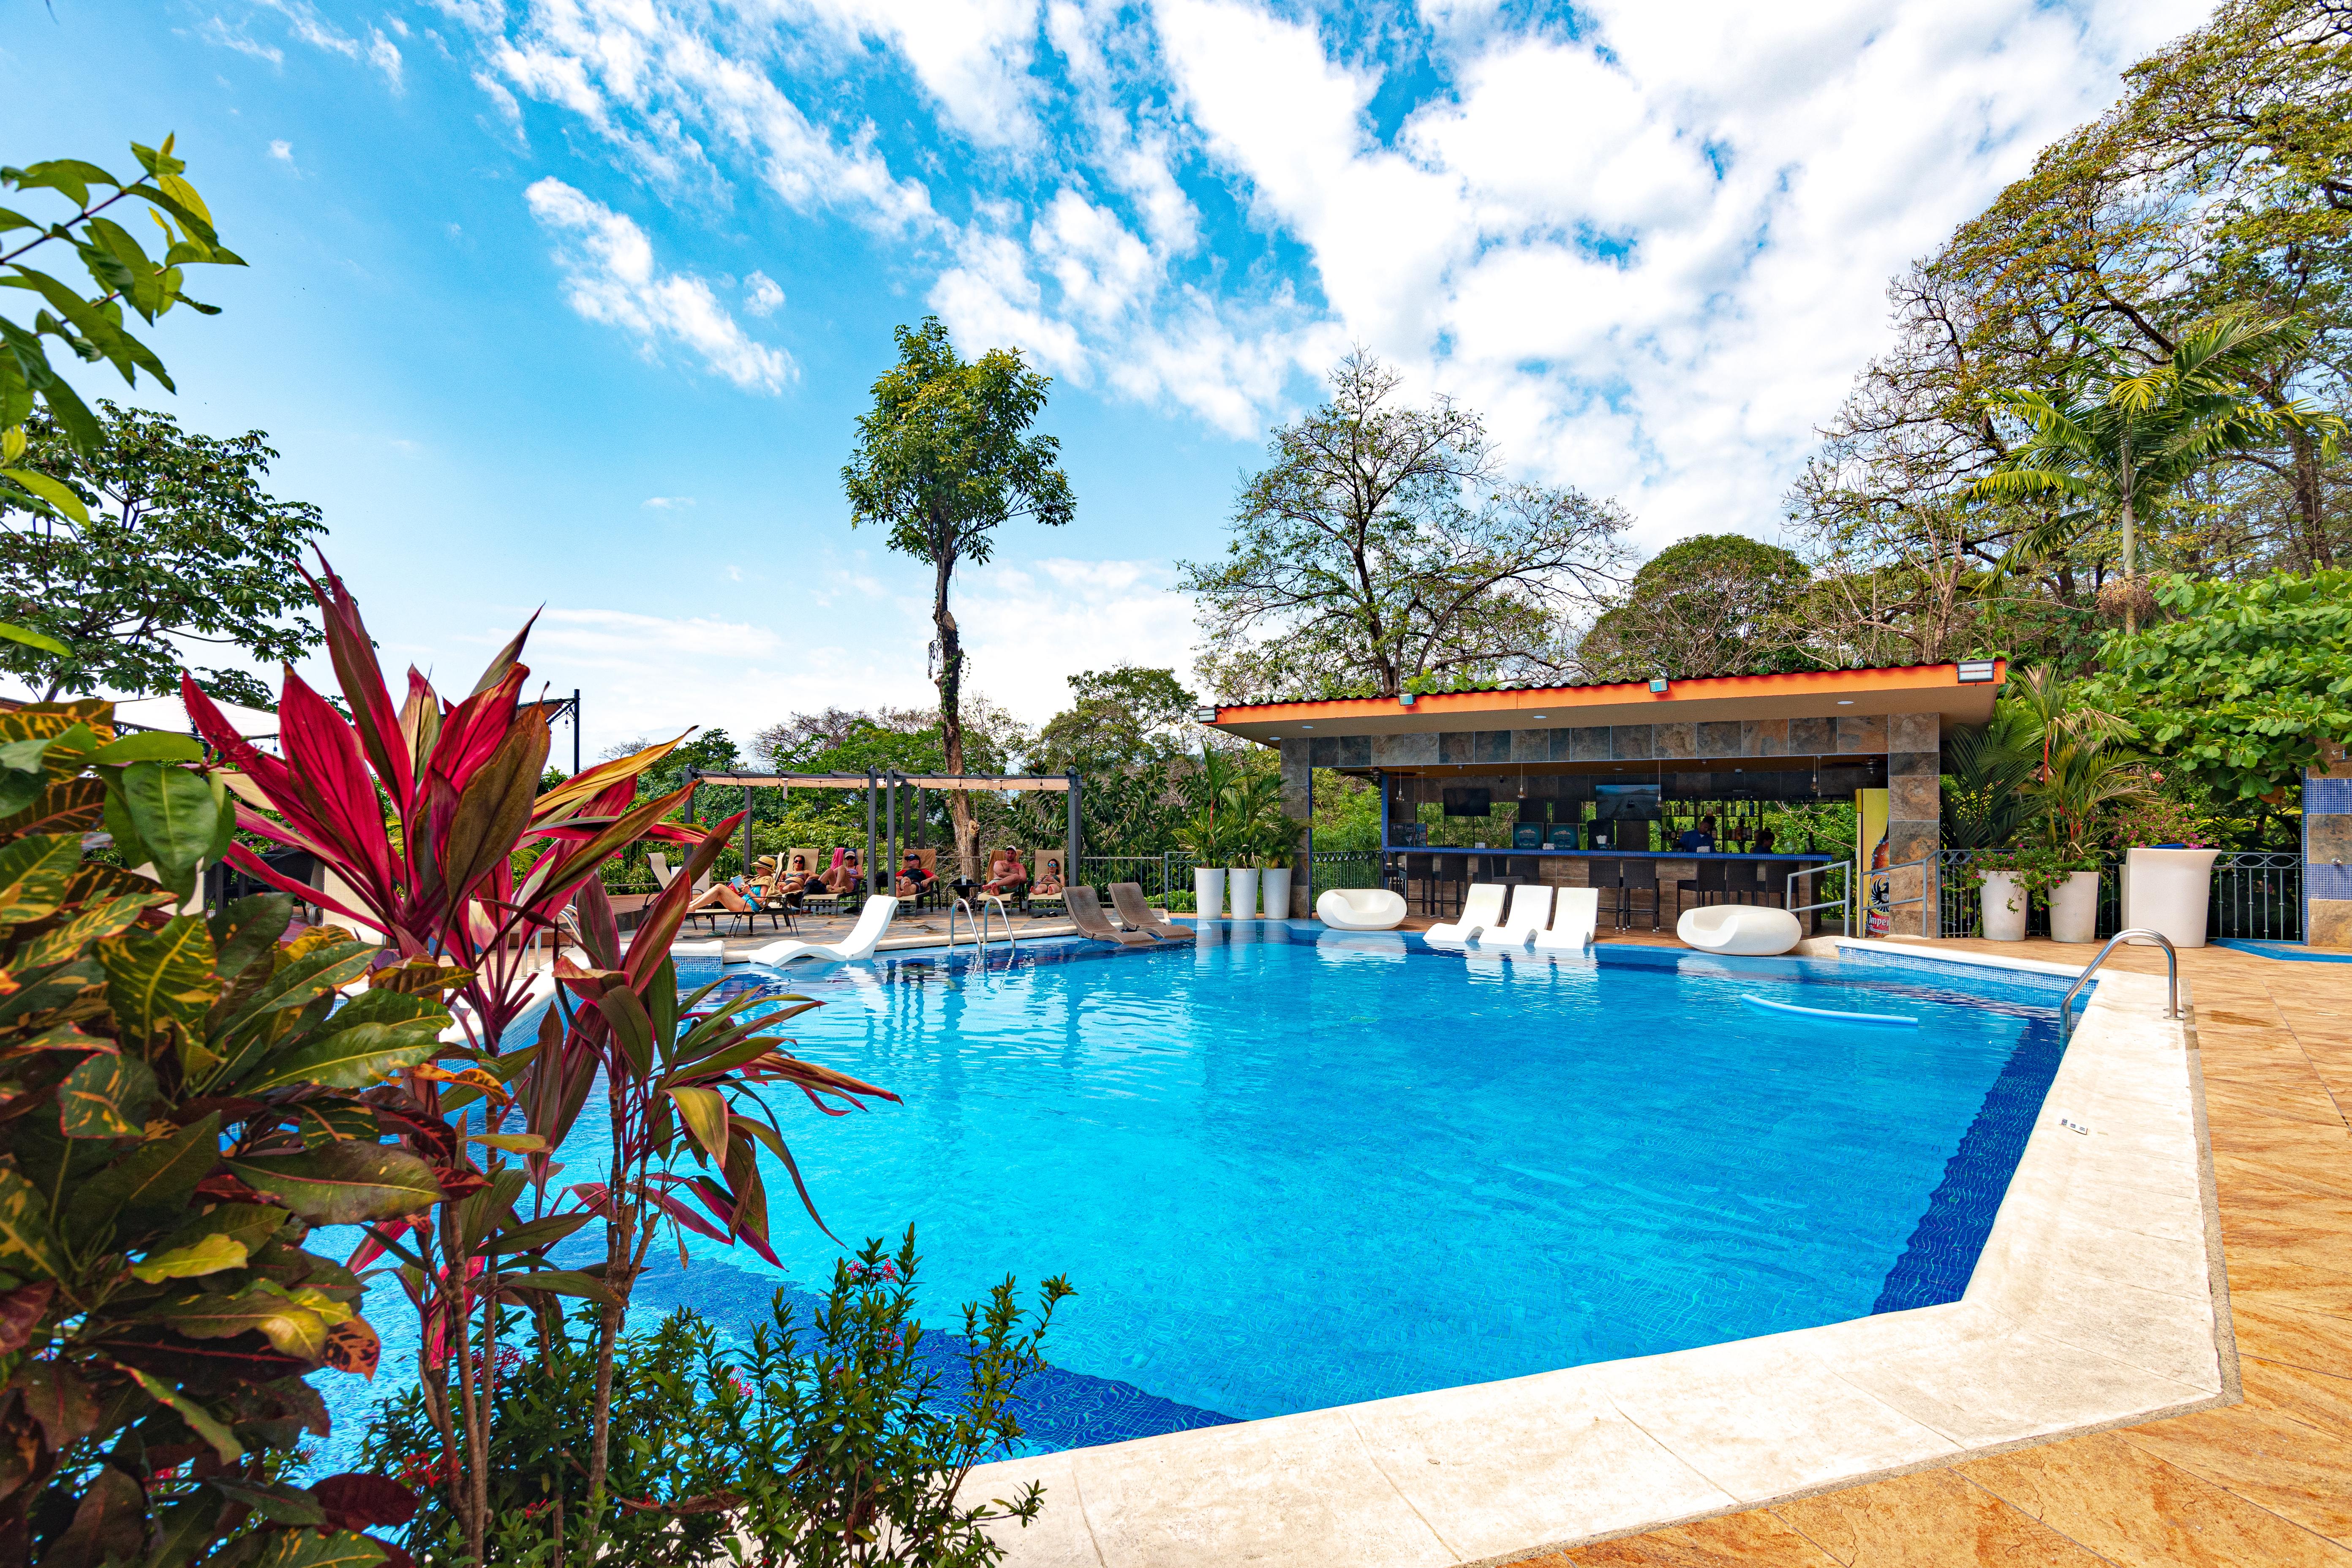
[1027,851,1067,911]
[1068,886,1153,946]
[1110,882,1190,940]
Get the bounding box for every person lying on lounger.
[895,851,936,899]
[981,847,1027,895]
[1032,858,1064,897]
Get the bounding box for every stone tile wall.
[2307,742,2352,947]
[1364,718,1922,769]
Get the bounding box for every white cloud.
[525,178,796,392]
[957,557,1199,719]
[743,270,786,316]
[267,139,295,163]
[199,17,285,64]
[642,495,697,508]
[367,27,405,90]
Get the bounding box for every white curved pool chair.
[749,896,899,965]
[1426,882,1508,943]
[1316,887,1407,931]
[1533,887,1600,952]
[1677,904,1803,957]
[1486,883,1553,946]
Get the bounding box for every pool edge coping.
[966,939,2234,1568]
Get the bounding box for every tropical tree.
[1181,351,1630,701]
[1,136,241,487]
[842,317,1075,879]
[1941,703,2040,849]
[1965,310,2345,629]
[1576,533,1819,681]
[0,403,324,702]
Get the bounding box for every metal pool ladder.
[947,893,1016,959]
[2060,928,2178,1040]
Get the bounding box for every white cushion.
[1317,887,1407,931]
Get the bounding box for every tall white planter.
[1193,866,1225,920]
[1229,866,1260,920]
[2124,847,2219,948]
[2049,869,2100,945]
[1981,871,2028,942]
[1261,866,1293,921]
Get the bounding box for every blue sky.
[4,0,2208,752]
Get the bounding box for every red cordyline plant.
[184,561,897,1566]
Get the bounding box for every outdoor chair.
[1489,883,1554,946]
[1110,882,1191,940]
[1676,859,1730,922]
[1427,882,1508,943]
[748,896,898,966]
[1621,861,1661,931]
[1067,886,1153,947]
[1533,887,1600,952]
[1025,852,1067,915]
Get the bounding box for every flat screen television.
[1595,783,1661,820]
[1441,787,1492,818]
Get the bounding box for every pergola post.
[1279,739,1311,917]
[885,770,898,896]
[741,784,753,884]
[1065,770,1081,890]
[864,768,877,898]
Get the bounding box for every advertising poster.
[1856,787,1891,937]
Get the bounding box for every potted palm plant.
[1177,746,1240,918]
[2029,735,2149,943]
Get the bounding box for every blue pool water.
[312,926,2080,1464]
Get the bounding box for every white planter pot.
[2049,869,2100,945]
[1192,867,1225,921]
[1261,866,1293,920]
[1981,871,2028,942]
[1229,867,1260,920]
[2124,847,2219,948]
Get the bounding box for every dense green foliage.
[0,701,439,1565]
[0,403,325,702]
[362,1233,1068,1568]
[2087,569,2352,800]
[1575,534,1819,680]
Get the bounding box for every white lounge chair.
[748,896,899,966]
[1426,882,1508,943]
[1533,887,1600,952]
[1488,884,1553,946]
[1678,904,1803,956]
[1316,887,1407,931]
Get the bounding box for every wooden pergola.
[686,769,1082,898]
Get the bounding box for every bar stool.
[1587,859,1623,930]
[1621,860,1661,931]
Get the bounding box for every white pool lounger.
[1425,882,1508,943]
[748,896,899,965]
[1533,887,1600,951]
[1487,883,1554,946]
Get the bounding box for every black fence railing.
[1935,850,2303,943]
[1309,850,1383,900]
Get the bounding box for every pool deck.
[954,930,2351,1568]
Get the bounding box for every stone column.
[2308,742,2352,948]
[1279,738,1313,917]
[1886,713,1941,937]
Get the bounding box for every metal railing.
[1788,860,1853,931]
[1310,850,1383,899]
[2061,928,2178,1040]
[1937,850,2303,943]
[2211,852,2302,942]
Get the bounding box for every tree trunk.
[2290,426,2333,569]
[2120,485,2138,637]
[932,546,978,879]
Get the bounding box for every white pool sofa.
[1316,887,1408,931]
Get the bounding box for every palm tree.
[1965,310,2344,631]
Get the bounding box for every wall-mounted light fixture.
[1957,659,1998,684]
[1398,692,1418,706]
[1193,707,1220,722]
[1648,676,1669,694]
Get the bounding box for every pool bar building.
[1203,661,2009,935]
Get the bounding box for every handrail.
[980,893,1013,955]
[946,896,984,958]
[1788,859,1852,917]
[2060,928,2177,1039]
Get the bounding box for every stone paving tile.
[1565,939,2352,1567]
[1961,1432,2352,1565]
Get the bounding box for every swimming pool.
[316,926,2082,1463]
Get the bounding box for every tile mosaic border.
[966,941,2233,1568]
